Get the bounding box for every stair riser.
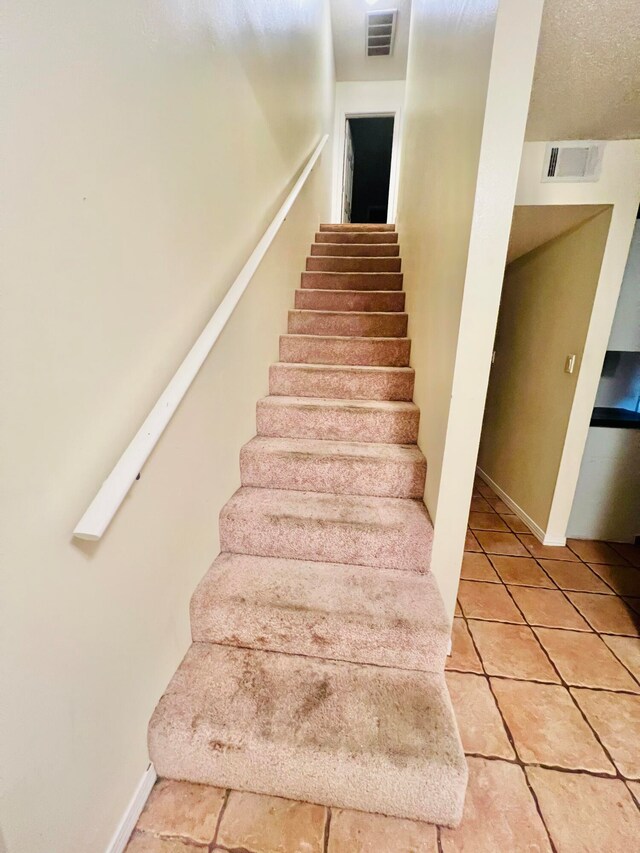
[288,311,408,338]
[240,446,426,499]
[319,223,395,232]
[310,243,400,257]
[269,365,415,401]
[315,231,398,244]
[256,401,420,444]
[301,272,403,291]
[279,335,410,367]
[149,645,465,826]
[295,290,405,312]
[150,713,465,826]
[220,505,431,573]
[307,257,401,273]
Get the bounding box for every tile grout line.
[462,489,637,783]
[461,613,558,852]
[460,550,640,642]
[455,600,638,778]
[534,626,640,695]
[211,788,231,849]
[485,551,559,590]
[497,576,584,692]
[599,638,640,689]
[450,640,640,695]
[322,806,332,853]
[460,592,636,835]
[456,597,639,640]
[486,675,624,784]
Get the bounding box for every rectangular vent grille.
[542,141,605,183]
[366,9,397,57]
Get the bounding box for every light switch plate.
[565,354,576,374]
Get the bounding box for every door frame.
[332,110,402,224]
[341,118,354,222]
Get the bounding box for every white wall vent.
[541,141,605,183]
[366,9,397,57]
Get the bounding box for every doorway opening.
[475,204,614,545]
[342,116,394,224]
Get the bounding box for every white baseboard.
[475,467,566,547]
[105,763,156,853]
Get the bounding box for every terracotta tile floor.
[127,478,640,852]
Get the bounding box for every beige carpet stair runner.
[148,223,468,826]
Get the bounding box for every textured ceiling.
[526,0,640,140]
[330,0,412,82]
[507,205,610,264]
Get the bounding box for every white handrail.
[73,134,329,541]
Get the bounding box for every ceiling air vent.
[541,141,605,183]
[366,9,397,57]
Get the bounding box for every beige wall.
[397,0,497,517]
[396,0,543,619]
[0,2,334,851]
[514,142,640,543]
[478,210,612,534]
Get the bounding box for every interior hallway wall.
[514,141,640,543]
[478,210,612,535]
[0,2,334,851]
[396,0,544,619]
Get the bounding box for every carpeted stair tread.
[310,242,400,257]
[219,486,434,572]
[301,271,404,291]
[288,309,408,338]
[240,435,426,497]
[294,288,406,312]
[307,256,401,273]
[191,553,449,670]
[315,231,398,244]
[269,362,415,401]
[280,334,410,367]
[148,643,466,826]
[256,395,420,443]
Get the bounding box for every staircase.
[148,224,468,827]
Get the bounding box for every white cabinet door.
[608,220,640,351]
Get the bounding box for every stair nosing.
[311,243,400,250]
[189,639,439,675]
[243,434,425,455]
[281,333,410,342]
[258,395,420,410]
[307,256,400,260]
[273,362,414,373]
[302,273,402,280]
[295,288,405,295]
[289,309,408,317]
[223,484,429,509]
